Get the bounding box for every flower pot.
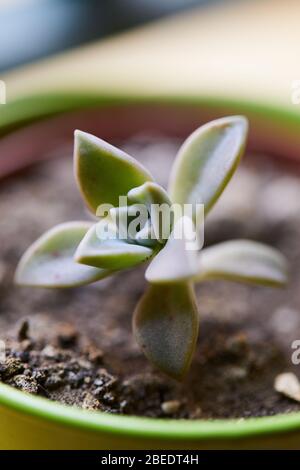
[0,95,300,449]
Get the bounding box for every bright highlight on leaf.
[133,283,199,379]
[15,116,289,380]
[197,240,288,286]
[15,222,112,288]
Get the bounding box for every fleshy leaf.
[133,283,199,379]
[15,222,112,288]
[168,116,248,218]
[128,182,171,206]
[196,240,288,286]
[75,223,153,270]
[128,182,172,242]
[145,216,200,284]
[74,130,153,213]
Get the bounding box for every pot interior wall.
[0,101,300,178]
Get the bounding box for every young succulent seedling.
[15,116,288,380]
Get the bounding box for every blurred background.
[0,0,220,72]
[1,0,299,177]
[1,0,298,109]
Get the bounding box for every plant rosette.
[15,116,287,380]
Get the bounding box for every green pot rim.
[1,92,300,137]
[1,93,300,441]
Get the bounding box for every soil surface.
[1,134,300,419]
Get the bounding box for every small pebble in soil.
[224,365,248,382]
[161,400,181,415]
[41,345,59,359]
[274,372,300,403]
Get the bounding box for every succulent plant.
[15,116,288,380]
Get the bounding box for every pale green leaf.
[15,222,112,288]
[196,240,288,286]
[74,130,153,213]
[145,216,200,284]
[168,116,248,218]
[128,182,172,242]
[133,283,199,379]
[128,181,171,207]
[75,222,153,270]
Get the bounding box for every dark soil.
[1,134,300,419]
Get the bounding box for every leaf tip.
[74,129,90,152]
[228,114,249,139]
[74,128,83,138]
